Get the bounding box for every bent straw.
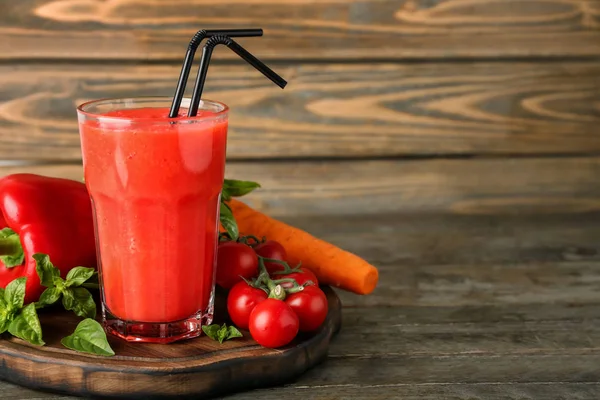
[169,29,263,118]
[188,35,287,117]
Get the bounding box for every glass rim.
[76,96,229,122]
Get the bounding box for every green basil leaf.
[202,324,221,341]
[0,228,24,268]
[62,287,96,319]
[33,253,60,288]
[81,272,99,289]
[7,303,44,346]
[221,187,232,202]
[217,324,228,344]
[65,267,95,288]
[202,323,243,344]
[52,275,66,290]
[61,318,114,356]
[36,287,62,309]
[219,202,239,241]
[0,287,11,333]
[226,325,243,340]
[81,272,99,290]
[5,277,26,310]
[222,179,261,197]
[0,314,10,334]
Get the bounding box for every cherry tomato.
[249,299,299,348]
[227,281,268,330]
[216,242,259,289]
[275,268,319,289]
[285,286,328,332]
[254,240,287,273]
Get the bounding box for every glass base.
[102,304,213,344]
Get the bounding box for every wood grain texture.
[4,382,600,400]
[283,211,600,267]
[0,287,340,399]
[1,62,600,160]
[343,260,600,307]
[2,156,600,216]
[335,303,600,356]
[291,352,600,386]
[1,0,600,60]
[162,382,600,400]
[294,211,600,307]
[4,211,600,399]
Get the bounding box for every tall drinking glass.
[77,97,228,343]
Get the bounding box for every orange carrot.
[227,199,378,295]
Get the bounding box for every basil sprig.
[8,303,44,346]
[0,254,113,356]
[202,323,243,344]
[34,254,97,319]
[220,179,260,240]
[222,179,261,201]
[0,277,44,346]
[219,203,239,241]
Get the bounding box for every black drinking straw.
[187,35,287,117]
[169,29,264,118]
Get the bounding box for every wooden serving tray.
[0,286,341,399]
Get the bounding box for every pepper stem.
[0,234,22,257]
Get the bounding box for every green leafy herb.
[219,203,239,241]
[81,272,99,290]
[33,254,60,288]
[4,277,26,310]
[226,325,243,341]
[221,190,231,202]
[0,313,10,334]
[0,288,10,334]
[0,277,43,345]
[219,178,260,239]
[33,254,97,319]
[202,324,221,339]
[0,255,99,349]
[65,267,95,288]
[61,319,114,356]
[0,280,23,334]
[0,228,24,268]
[222,179,261,200]
[7,303,44,346]
[37,287,62,308]
[62,287,96,319]
[202,323,243,344]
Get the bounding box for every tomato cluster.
[216,238,328,348]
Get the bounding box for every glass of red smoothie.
[77,97,228,343]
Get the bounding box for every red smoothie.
[79,104,227,326]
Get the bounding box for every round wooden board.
[0,286,341,399]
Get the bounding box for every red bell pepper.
[0,174,96,304]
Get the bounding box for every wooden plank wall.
[1,0,599,216]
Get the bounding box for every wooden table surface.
[3,210,600,399]
[2,1,600,398]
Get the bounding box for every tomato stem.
[237,235,263,247]
[218,232,232,242]
[260,257,301,274]
[271,278,296,284]
[256,256,306,299]
[268,284,286,300]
